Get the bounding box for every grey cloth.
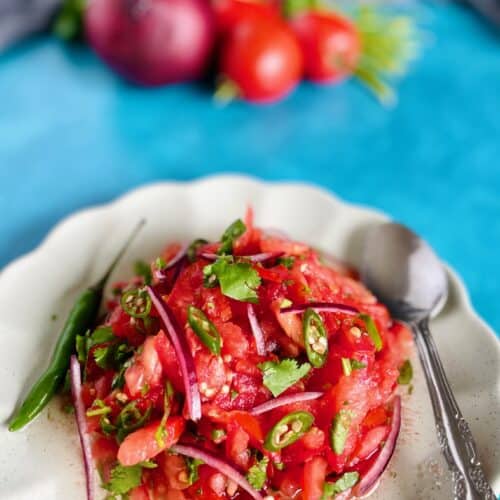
[0,0,61,51]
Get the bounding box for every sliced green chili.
[187,305,221,355]
[330,409,353,455]
[359,314,383,352]
[264,410,314,451]
[303,308,328,368]
[121,288,152,319]
[8,221,144,432]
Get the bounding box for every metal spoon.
[361,222,496,500]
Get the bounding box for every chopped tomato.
[354,425,389,460]
[125,335,163,397]
[162,453,190,490]
[226,425,250,468]
[129,485,150,500]
[118,417,185,466]
[303,456,328,500]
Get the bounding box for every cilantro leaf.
[186,457,204,485]
[397,359,413,385]
[322,471,360,499]
[76,326,115,364]
[350,359,367,370]
[258,359,311,397]
[246,456,269,490]
[218,219,246,255]
[134,260,152,285]
[103,463,143,495]
[204,258,261,303]
[277,256,295,269]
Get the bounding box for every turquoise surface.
[0,4,498,335]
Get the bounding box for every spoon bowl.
[361,222,448,322]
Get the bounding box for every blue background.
[0,4,498,335]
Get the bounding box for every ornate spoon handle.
[412,318,495,500]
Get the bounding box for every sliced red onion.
[199,251,284,263]
[166,243,189,269]
[171,444,263,500]
[153,243,188,282]
[250,392,323,415]
[280,302,359,315]
[146,286,201,421]
[247,304,266,356]
[70,355,95,500]
[353,396,401,497]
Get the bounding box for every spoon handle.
[412,318,496,500]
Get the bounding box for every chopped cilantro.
[86,399,111,417]
[134,260,152,285]
[102,463,143,495]
[246,456,269,490]
[258,359,311,397]
[398,360,413,385]
[322,471,360,499]
[277,256,295,269]
[186,457,204,485]
[187,238,208,262]
[218,219,246,255]
[203,258,261,303]
[230,389,239,401]
[76,326,116,364]
[350,359,367,370]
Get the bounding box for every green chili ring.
[303,308,328,368]
[187,305,221,355]
[264,410,314,451]
[121,289,152,319]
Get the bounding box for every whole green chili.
[8,220,145,431]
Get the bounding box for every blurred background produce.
[1,0,422,104]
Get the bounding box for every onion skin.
[70,355,95,500]
[353,396,402,497]
[85,0,216,86]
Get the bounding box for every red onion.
[250,391,323,415]
[200,251,284,263]
[247,304,266,356]
[85,0,216,86]
[280,302,359,315]
[353,396,401,497]
[70,355,95,500]
[146,286,201,421]
[153,243,188,282]
[171,444,263,500]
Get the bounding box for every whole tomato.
[213,0,280,34]
[219,16,303,103]
[290,11,361,83]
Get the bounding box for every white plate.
[0,175,498,500]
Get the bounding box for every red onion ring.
[353,396,401,497]
[70,355,95,500]
[250,391,323,415]
[280,302,359,315]
[146,286,201,421]
[171,444,263,500]
[199,251,284,263]
[247,304,266,356]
